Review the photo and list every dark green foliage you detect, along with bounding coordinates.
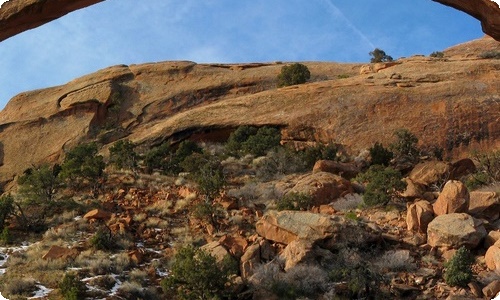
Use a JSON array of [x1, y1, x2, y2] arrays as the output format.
[[301, 143, 338, 168], [109, 139, 138, 170], [18, 164, 60, 203], [369, 48, 393, 63], [444, 247, 474, 287], [182, 153, 225, 201], [60, 273, 87, 300], [144, 143, 172, 173], [161, 246, 237, 300], [329, 263, 383, 298], [390, 128, 420, 160], [355, 165, 406, 206], [0, 194, 14, 230], [192, 202, 217, 222], [277, 63, 311, 87], [369, 142, 393, 166], [466, 150, 500, 189], [59, 143, 105, 192], [90, 227, 115, 251], [0, 227, 12, 245], [430, 51, 444, 58], [276, 193, 312, 211], [226, 126, 281, 157]]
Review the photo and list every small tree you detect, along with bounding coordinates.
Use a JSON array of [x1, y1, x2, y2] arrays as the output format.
[[369, 48, 393, 63], [182, 153, 225, 201], [109, 139, 138, 170], [0, 194, 14, 231], [369, 142, 393, 166], [443, 247, 474, 287], [59, 273, 87, 300], [144, 142, 172, 173], [276, 193, 312, 211], [226, 125, 281, 157], [390, 128, 420, 161], [161, 246, 236, 300], [355, 165, 406, 206], [277, 63, 311, 87], [59, 143, 105, 194]]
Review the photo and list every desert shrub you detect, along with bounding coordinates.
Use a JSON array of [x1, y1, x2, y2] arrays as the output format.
[[443, 247, 474, 287], [59, 142, 105, 194], [301, 143, 338, 168], [369, 142, 393, 166], [0, 227, 12, 245], [226, 126, 281, 157], [332, 194, 363, 212], [89, 227, 115, 251], [466, 150, 500, 189], [479, 50, 500, 59], [117, 281, 161, 300], [0, 194, 14, 230], [277, 63, 311, 87], [3, 277, 37, 298], [276, 192, 312, 211], [59, 273, 87, 300], [161, 246, 237, 300], [337, 74, 350, 79], [109, 139, 138, 170], [143, 143, 171, 173], [255, 147, 308, 181], [369, 48, 393, 63], [430, 51, 444, 58], [355, 165, 406, 206], [374, 250, 415, 272], [182, 153, 225, 201], [390, 128, 420, 161]]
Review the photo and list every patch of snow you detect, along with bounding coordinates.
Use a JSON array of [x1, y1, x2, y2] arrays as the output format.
[[27, 285, 53, 299], [0, 292, 8, 300]]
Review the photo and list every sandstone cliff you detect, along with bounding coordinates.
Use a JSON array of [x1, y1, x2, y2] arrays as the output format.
[[0, 36, 499, 187]]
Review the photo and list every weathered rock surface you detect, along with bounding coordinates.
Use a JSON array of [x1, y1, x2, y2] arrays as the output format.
[[0, 37, 499, 188], [407, 200, 434, 233], [427, 213, 487, 248], [482, 280, 500, 299], [255, 210, 345, 245], [286, 172, 352, 207], [468, 191, 499, 221], [83, 208, 112, 221], [42, 245, 79, 260], [0, 0, 104, 42], [409, 161, 450, 186], [433, 180, 470, 216], [485, 242, 500, 271], [433, 0, 500, 41]]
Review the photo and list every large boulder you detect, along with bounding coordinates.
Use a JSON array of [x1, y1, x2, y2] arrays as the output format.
[[287, 172, 352, 207], [432, 180, 470, 216], [485, 241, 500, 271], [401, 178, 425, 198], [42, 245, 80, 260], [427, 213, 487, 249], [200, 241, 231, 263], [468, 191, 499, 221], [449, 158, 476, 179], [406, 200, 434, 233], [409, 161, 450, 186], [83, 209, 112, 221], [240, 238, 274, 280], [280, 239, 335, 271], [255, 210, 345, 245], [312, 160, 360, 179]]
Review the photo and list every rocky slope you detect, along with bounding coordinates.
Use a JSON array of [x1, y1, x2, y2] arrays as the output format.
[[0, 36, 499, 188]]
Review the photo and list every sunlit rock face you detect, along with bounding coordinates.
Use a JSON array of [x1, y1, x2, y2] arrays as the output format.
[[433, 0, 500, 41], [0, 0, 104, 42]]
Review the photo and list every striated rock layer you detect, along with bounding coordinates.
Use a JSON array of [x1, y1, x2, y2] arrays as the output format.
[[0, 0, 104, 42], [0, 37, 499, 187]]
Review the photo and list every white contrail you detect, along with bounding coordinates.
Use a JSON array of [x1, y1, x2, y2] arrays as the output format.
[[320, 0, 375, 49]]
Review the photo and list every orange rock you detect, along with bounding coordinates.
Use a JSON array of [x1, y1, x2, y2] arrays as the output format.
[[42, 245, 79, 260], [312, 160, 360, 179], [84, 209, 112, 221], [406, 200, 434, 233], [128, 249, 144, 264], [219, 235, 248, 258], [469, 191, 499, 221], [433, 180, 469, 216]]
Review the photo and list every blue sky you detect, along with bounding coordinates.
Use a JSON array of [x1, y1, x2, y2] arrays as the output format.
[[0, 0, 490, 109]]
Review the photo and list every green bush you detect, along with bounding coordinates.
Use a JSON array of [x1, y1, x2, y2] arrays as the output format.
[[182, 153, 225, 201], [276, 193, 312, 211], [479, 50, 500, 59], [18, 164, 60, 203], [430, 51, 444, 58], [369, 142, 393, 166], [277, 63, 311, 87], [444, 247, 474, 287], [90, 227, 115, 251], [301, 143, 338, 168], [355, 165, 406, 206], [226, 126, 281, 157], [109, 139, 138, 170], [467, 150, 500, 188], [144, 140, 202, 175], [369, 48, 393, 63], [0, 194, 14, 230], [161, 246, 237, 300], [60, 273, 87, 300], [59, 143, 105, 193], [144, 142, 172, 173]]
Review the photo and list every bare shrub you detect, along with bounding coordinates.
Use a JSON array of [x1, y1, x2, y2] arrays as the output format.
[[332, 194, 363, 212], [374, 250, 415, 272], [3, 277, 37, 297]]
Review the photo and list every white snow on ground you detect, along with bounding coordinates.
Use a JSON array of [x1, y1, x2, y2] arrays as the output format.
[[27, 285, 53, 299], [0, 292, 8, 300]]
